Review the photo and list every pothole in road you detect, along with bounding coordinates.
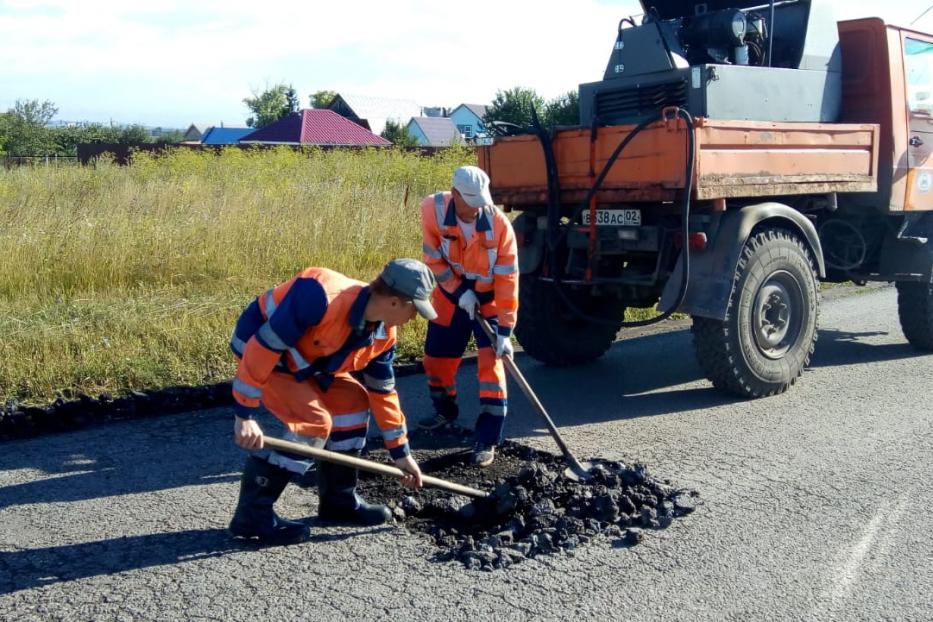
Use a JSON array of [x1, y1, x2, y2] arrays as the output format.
[[357, 426, 699, 571]]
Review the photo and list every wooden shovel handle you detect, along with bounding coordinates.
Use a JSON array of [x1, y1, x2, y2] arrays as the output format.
[[262, 436, 489, 499]]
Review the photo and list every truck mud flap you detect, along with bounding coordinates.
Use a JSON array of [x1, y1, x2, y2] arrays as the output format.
[[878, 212, 933, 281], [659, 203, 825, 320]]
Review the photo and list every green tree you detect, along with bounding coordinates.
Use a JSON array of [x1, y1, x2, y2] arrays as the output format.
[[243, 84, 300, 128], [52, 124, 117, 156], [285, 87, 300, 114], [381, 119, 419, 147], [483, 87, 545, 130], [49, 123, 156, 157], [544, 90, 580, 126], [117, 124, 152, 144], [310, 90, 337, 109], [159, 129, 185, 144], [0, 112, 10, 155], [4, 99, 59, 156]]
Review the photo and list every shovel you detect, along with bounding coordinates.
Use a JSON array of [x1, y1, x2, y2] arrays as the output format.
[[262, 435, 489, 499], [476, 315, 597, 482]]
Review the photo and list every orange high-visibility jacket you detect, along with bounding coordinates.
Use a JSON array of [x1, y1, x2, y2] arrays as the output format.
[[421, 191, 519, 330], [230, 268, 409, 458]]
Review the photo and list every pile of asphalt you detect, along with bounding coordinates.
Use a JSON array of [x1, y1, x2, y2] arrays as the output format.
[[358, 427, 698, 571]]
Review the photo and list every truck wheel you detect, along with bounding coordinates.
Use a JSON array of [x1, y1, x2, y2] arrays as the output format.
[[897, 274, 933, 350], [692, 229, 820, 398], [515, 274, 626, 366]]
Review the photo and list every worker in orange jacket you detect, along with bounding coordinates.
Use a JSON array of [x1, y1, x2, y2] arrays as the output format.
[[418, 166, 519, 466], [229, 259, 434, 545]]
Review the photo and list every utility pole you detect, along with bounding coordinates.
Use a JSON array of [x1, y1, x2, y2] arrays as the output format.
[[912, 4, 933, 26]]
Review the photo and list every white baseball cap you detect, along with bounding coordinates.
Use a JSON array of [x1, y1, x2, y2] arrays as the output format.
[[452, 165, 494, 209]]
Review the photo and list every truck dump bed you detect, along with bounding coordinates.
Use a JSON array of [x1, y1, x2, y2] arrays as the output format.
[[478, 117, 880, 206]]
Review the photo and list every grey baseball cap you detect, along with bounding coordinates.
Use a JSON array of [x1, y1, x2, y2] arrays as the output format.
[[380, 258, 438, 320]]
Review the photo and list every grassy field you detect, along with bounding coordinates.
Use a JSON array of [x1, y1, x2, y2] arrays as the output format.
[[0, 147, 472, 405]]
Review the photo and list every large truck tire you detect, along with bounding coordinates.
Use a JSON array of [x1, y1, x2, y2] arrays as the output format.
[[896, 273, 933, 350], [692, 229, 820, 398], [515, 274, 626, 366]]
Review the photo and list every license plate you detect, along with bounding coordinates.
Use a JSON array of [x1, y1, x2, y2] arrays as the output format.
[[581, 209, 642, 227]]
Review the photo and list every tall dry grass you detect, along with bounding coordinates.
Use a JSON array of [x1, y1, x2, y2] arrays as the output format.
[[0, 146, 473, 404]]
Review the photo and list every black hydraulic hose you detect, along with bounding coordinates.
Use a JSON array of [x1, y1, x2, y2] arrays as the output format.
[[768, 0, 775, 67], [572, 112, 661, 225], [617, 108, 695, 327], [531, 108, 696, 328], [529, 105, 564, 278]]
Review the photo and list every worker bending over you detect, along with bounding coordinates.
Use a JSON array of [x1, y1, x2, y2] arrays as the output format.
[[229, 259, 434, 545]]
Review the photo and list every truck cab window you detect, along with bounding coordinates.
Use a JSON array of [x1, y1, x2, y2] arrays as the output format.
[[905, 38, 933, 114]]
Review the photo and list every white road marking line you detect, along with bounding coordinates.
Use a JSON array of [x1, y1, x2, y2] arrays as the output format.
[[828, 494, 909, 603]]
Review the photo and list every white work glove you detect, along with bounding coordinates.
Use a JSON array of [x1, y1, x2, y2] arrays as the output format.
[[496, 334, 514, 359], [457, 289, 479, 320]]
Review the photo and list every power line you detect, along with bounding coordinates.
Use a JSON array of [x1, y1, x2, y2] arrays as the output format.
[[912, 4, 933, 25]]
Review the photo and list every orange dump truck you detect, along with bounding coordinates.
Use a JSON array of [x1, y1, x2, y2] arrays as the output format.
[[478, 3, 933, 398]]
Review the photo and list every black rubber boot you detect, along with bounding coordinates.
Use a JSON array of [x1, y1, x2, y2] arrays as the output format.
[[419, 392, 459, 430], [292, 465, 318, 490], [317, 452, 392, 526], [229, 456, 310, 545], [433, 392, 459, 420]]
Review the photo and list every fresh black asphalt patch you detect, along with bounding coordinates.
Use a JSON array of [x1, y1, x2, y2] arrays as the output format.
[[356, 426, 699, 570]]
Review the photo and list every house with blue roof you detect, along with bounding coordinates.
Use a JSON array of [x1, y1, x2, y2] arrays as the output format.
[[200, 126, 254, 145]]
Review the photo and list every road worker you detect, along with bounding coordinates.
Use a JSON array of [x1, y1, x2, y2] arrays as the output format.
[[228, 258, 434, 545], [418, 165, 519, 466]]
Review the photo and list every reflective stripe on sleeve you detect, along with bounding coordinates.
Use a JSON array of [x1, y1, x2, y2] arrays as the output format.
[[382, 424, 408, 442], [264, 290, 277, 316], [331, 410, 371, 430], [257, 323, 288, 352], [423, 243, 442, 259], [230, 335, 247, 356], [289, 347, 311, 371], [232, 378, 262, 399], [492, 263, 517, 275]]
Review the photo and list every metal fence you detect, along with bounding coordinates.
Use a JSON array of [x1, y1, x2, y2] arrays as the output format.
[[75, 142, 449, 165], [2, 155, 80, 169]]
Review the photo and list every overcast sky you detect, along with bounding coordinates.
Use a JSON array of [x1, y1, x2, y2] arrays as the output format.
[[2, 0, 932, 128]]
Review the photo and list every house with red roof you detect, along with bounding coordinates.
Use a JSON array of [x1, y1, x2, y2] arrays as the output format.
[[239, 109, 391, 146]]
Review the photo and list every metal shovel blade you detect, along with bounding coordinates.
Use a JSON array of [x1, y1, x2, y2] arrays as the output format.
[[476, 316, 598, 484], [564, 460, 598, 482]]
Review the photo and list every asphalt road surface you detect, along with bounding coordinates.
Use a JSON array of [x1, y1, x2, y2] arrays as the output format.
[[1, 286, 931, 621]]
